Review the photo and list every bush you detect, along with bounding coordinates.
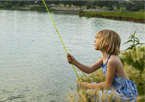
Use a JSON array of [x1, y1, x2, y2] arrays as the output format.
[[108, 6, 114, 10], [130, 6, 140, 11], [139, 9, 145, 12], [90, 5, 96, 9], [117, 5, 120, 10], [86, 2, 96, 9], [119, 46, 145, 75], [0, 5, 4, 8], [4, 3, 12, 8], [79, 9, 84, 14], [123, 31, 145, 74], [126, 2, 144, 11], [30, 5, 47, 11]]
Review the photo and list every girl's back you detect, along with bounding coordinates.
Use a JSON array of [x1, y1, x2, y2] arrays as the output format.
[[108, 55, 129, 80]]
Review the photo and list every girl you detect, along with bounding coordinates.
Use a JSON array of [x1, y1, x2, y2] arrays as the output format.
[[66, 29, 138, 102]]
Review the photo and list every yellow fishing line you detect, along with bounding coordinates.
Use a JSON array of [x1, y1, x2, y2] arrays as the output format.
[[42, 0, 81, 82]]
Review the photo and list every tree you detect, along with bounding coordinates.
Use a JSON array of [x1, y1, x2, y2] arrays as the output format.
[[62, 1, 67, 7], [19, 1, 25, 6], [126, 2, 133, 11], [126, 1, 144, 11], [96, 1, 104, 8], [86, 2, 91, 9], [53, 1, 60, 6]]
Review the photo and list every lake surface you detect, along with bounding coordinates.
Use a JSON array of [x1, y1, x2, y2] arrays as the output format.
[[0, 10, 144, 102]]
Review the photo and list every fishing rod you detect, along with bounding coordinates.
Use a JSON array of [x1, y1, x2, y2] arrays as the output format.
[[42, 0, 81, 83]]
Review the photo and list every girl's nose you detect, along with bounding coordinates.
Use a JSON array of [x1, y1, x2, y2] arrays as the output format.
[[94, 40, 96, 43]]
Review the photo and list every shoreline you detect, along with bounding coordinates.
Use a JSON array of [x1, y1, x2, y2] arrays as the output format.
[[50, 6, 145, 23], [79, 13, 145, 23], [1, 6, 144, 23]]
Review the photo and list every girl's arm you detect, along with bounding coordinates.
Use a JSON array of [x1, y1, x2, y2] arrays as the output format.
[[81, 58, 117, 89], [66, 54, 103, 74]]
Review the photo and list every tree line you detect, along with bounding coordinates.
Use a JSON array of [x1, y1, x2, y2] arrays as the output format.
[[0, 1, 144, 11]]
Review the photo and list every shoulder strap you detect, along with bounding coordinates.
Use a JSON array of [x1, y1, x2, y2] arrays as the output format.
[[106, 54, 111, 64]]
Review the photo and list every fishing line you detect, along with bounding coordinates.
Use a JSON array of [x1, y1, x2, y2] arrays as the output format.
[[42, 0, 81, 82]]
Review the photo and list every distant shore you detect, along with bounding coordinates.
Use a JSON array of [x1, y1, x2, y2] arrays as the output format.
[[50, 6, 145, 23], [0, 5, 144, 23], [79, 11, 145, 24]]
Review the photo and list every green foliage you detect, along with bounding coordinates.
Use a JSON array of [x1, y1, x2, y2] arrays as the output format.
[[79, 9, 84, 15], [18, 1, 25, 6], [86, 1, 96, 9], [126, 1, 144, 11], [84, 13, 93, 18], [30, 5, 49, 12], [86, 3, 91, 9], [119, 46, 145, 75], [81, 11, 144, 20], [124, 31, 144, 50], [106, 2, 114, 10], [117, 5, 120, 10], [108, 6, 114, 10], [139, 9, 145, 12], [0, 4, 4, 8], [4, 3, 12, 8], [122, 32, 145, 74]]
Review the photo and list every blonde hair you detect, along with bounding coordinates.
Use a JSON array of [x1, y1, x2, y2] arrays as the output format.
[[95, 29, 121, 55]]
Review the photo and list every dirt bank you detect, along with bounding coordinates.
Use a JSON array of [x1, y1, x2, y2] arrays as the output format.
[[79, 13, 145, 23]]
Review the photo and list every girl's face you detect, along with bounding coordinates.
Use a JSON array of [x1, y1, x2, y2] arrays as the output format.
[[94, 38, 99, 50]]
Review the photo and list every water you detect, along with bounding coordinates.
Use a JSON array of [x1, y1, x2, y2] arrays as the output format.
[[0, 10, 144, 102]]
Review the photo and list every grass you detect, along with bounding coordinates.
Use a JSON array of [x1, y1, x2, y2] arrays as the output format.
[[81, 11, 145, 20]]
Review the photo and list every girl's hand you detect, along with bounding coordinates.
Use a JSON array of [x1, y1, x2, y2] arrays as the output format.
[[66, 53, 76, 64], [80, 82, 90, 89]]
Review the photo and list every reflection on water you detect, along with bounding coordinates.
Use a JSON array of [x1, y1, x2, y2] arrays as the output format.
[[0, 10, 144, 102]]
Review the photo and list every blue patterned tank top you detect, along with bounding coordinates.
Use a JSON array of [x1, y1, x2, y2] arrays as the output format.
[[101, 54, 138, 101]]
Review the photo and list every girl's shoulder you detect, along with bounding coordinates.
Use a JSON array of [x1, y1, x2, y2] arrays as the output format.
[[109, 55, 121, 64]]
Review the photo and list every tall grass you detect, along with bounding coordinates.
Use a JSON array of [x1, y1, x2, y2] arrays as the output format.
[[68, 46, 145, 102]]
